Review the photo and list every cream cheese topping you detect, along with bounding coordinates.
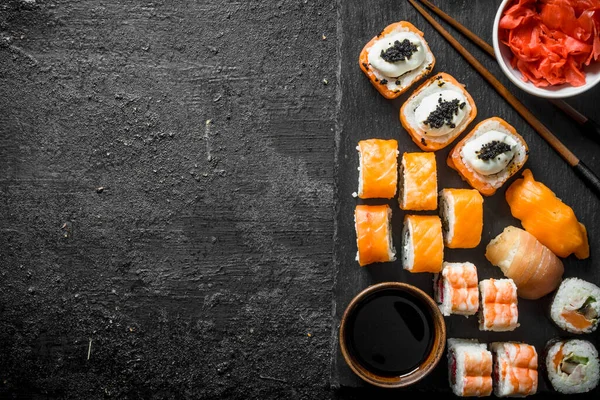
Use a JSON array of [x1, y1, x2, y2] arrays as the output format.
[[461, 130, 518, 176], [414, 90, 468, 137], [367, 32, 426, 78]]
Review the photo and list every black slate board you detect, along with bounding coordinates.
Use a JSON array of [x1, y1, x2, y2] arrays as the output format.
[[331, 0, 600, 396]]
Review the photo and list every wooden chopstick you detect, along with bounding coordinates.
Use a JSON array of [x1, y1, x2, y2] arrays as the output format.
[[407, 0, 600, 198], [417, 0, 600, 146]]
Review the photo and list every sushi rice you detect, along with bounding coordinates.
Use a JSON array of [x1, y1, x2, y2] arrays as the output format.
[[550, 277, 600, 334], [545, 338, 599, 394]]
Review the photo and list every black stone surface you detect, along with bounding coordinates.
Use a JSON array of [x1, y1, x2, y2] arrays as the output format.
[[0, 0, 598, 399], [332, 0, 600, 398]]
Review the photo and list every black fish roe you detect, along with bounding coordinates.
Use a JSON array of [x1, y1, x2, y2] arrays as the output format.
[[476, 140, 512, 161], [421, 137, 427, 145], [423, 98, 465, 129], [395, 80, 401, 85], [380, 39, 418, 62], [380, 79, 388, 85]]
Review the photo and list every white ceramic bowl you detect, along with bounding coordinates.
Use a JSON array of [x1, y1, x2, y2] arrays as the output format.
[[493, 0, 600, 99]]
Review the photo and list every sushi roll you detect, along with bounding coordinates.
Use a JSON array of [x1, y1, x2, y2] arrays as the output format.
[[447, 117, 528, 197], [356, 139, 399, 199], [398, 152, 437, 211], [439, 188, 483, 249], [544, 338, 600, 394], [434, 262, 479, 317], [550, 277, 600, 334], [354, 204, 396, 267], [505, 169, 589, 259], [491, 341, 538, 397], [478, 278, 519, 332], [447, 338, 493, 397], [359, 21, 435, 100], [402, 214, 443, 273], [400, 72, 477, 152], [485, 226, 564, 300]]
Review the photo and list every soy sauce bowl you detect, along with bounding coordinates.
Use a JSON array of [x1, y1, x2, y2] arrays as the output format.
[[339, 282, 446, 388]]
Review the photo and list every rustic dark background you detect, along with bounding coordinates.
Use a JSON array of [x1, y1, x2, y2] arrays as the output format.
[[1, 0, 598, 399]]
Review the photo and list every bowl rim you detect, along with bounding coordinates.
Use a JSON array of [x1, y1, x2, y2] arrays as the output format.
[[338, 281, 447, 389], [492, 0, 600, 99]]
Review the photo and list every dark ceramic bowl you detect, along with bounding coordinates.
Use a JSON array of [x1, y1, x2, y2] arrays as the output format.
[[338, 282, 446, 388]]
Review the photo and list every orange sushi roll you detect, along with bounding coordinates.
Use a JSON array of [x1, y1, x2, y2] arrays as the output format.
[[485, 226, 564, 300], [491, 342, 538, 397], [359, 21, 435, 100], [402, 214, 443, 273], [505, 169, 589, 259], [439, 188, 484, 249], [354, 204, 396, 267], [447, 117, 528, 196], [356, 139, 399, 199], [398, 152, 437, 211], [400, 72, 477, 151], [478, 278, 519, 332]]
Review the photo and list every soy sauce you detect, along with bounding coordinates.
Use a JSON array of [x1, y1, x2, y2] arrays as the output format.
[[345, 289, 434, 376]]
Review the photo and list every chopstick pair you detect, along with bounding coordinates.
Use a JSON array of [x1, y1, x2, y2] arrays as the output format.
[[416, 0, 600, 146], [406, 0, 600, 198]]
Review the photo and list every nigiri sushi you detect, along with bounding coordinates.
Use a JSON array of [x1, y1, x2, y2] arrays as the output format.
[[400, 72, 477, 152], [447, 338, 493, 397], [447, 117, 528, 196], [434, 262, 479, 317], [354, 204, 396, 266], [478, 278, 519, 332], [398, 152, 437, 211], [356, 139, 399, 199], [402, 214, 443, 273], [505, 169, 589, 259], [439, 188, 483, 249], [485, 226, 564, 300], [544, 338, 600, 394], [359, 21, 435, 99], [491, 341, 538, 397], [550, 278, 600, 334]]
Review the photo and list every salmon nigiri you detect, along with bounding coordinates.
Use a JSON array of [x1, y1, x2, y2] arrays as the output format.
[[398, 152, 437, 210], [485, 226, 564, 300], [354, 204, 396, 266], [402, 214, 444, 273], [356, 139, 399, 199], [505, 169, 589, 259]]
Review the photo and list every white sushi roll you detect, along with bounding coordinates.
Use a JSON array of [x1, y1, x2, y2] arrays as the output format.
[[433, 262, 479, 317], [545, 338, 600, 394], [447, 338, 493, 397], [550, 277, 600, 334]]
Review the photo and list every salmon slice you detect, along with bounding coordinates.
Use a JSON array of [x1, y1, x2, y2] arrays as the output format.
[[560, 310, 593, 331], [402, 214, 443, 273], [357, 139, 399, 199], [399, 152, 437, 210], [485, 226, 564, 300], [505, 169, 589, 259], [439, 188, 484, 249], [354, 204, 395, 267]]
